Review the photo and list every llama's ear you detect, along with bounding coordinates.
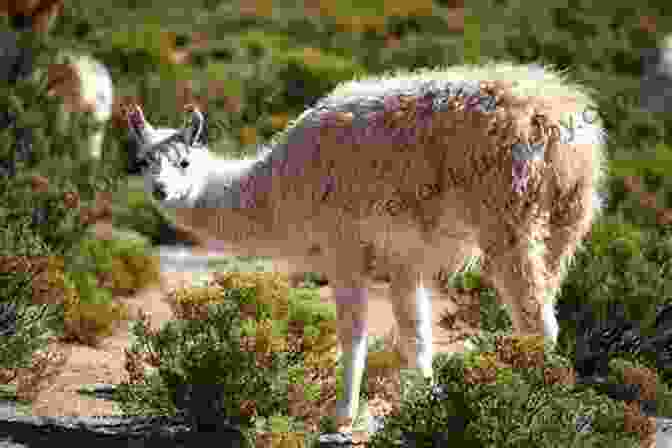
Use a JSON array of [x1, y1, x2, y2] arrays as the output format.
[[182, 104, 205, 147], [127, 104, 154, 145]]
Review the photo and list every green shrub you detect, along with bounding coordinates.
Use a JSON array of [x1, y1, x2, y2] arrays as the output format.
[[367, 333, 642, 448], [607, 356, 672, 419], [291, 272, 326, 289], [43, 235, 158, 347], [555, 213, 672, 370], [207, 255, 275, 274], [110, 178, 172, 246], [115, 272, 342, 447], [107, 237, 161, 293], [59, 273, 130, 347], [444, 265, 513, 335], [0, 203, 65, 393], [68, 234, 160, 299]]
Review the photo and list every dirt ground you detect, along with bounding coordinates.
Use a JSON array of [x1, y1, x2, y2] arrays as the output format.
[[21, 265, 478, 425]]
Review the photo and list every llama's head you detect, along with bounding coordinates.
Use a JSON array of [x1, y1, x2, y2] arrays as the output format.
[[127, 104, 209, 207]]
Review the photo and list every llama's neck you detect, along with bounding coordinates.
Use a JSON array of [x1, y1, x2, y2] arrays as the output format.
[[167, 148, 279, 256], [187, 150, 261, 209], [190, 105, 319, 211], [165, 121, 308, 255]]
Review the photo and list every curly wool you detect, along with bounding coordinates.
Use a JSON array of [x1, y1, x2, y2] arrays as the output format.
[[237, 78, 501, 208], [235, 64, 605, 219]]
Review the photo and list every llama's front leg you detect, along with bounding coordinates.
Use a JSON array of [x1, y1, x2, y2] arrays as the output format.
[[484, 238, 559, 348], [389, 268, 434, 381], [414, 280, 434, 379], [333, 286, 369, 429], [542, 296, 559, 346]]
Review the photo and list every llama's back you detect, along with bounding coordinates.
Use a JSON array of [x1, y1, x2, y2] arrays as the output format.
[[192, 63, 606, 286], [265, 62, 605, 238]]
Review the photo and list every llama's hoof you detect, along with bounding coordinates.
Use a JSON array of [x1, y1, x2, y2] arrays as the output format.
[[317, 415, 394, 446], [319, 402, 387, 446]]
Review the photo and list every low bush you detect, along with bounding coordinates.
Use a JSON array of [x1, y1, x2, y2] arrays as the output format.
[[59, 279, 130, 347], [207, 255, 275, 274], [51, 235, 159, 346], [109, 248, 664, 447], [441, 265, 513, 336], [552, 214, 672, 389], [115, 271, 343, 447], [115, 270, 454, 446], [0, 248, 69, 402], [70, 234, 161, 297], [444, 211, 672, 410], [367, 333, 650, 448], [109, 179, 174, 246]]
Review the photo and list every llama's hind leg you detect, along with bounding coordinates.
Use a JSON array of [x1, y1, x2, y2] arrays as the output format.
[[388, 264, 434, 381], [321, 230, 372, 429], [544, 191, 597, 339], [482, 234, 558, 347], [331, 285, 369, 428]]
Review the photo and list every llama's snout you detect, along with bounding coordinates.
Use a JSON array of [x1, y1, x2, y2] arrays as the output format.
[[147, 172, 195, 205]]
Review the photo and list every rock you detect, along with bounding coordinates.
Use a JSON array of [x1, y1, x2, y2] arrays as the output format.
[[571, 299, 672, 421], [0, 159, 16, 178], [0, 400, 246, 448], [0, 110, 16, 130], [644, 302, 672, 370], [0, 29, 34, 85], [573, 302, 633, 382], [170, 382, 241, 433], [659, 418, 672, 448], [13, 127, 33, 163], [318, 432, 356, 447], [0, 301, 17, 337], [641, 34, 672, 113]]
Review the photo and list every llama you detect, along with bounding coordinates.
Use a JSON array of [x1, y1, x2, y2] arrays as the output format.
[[128, 62, 607, 431], [45, 51, 114, 159], [1, 0, 114, 159]]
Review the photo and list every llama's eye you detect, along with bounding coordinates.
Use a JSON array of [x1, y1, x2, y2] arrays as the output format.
[[179, 160, 190, 168]]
